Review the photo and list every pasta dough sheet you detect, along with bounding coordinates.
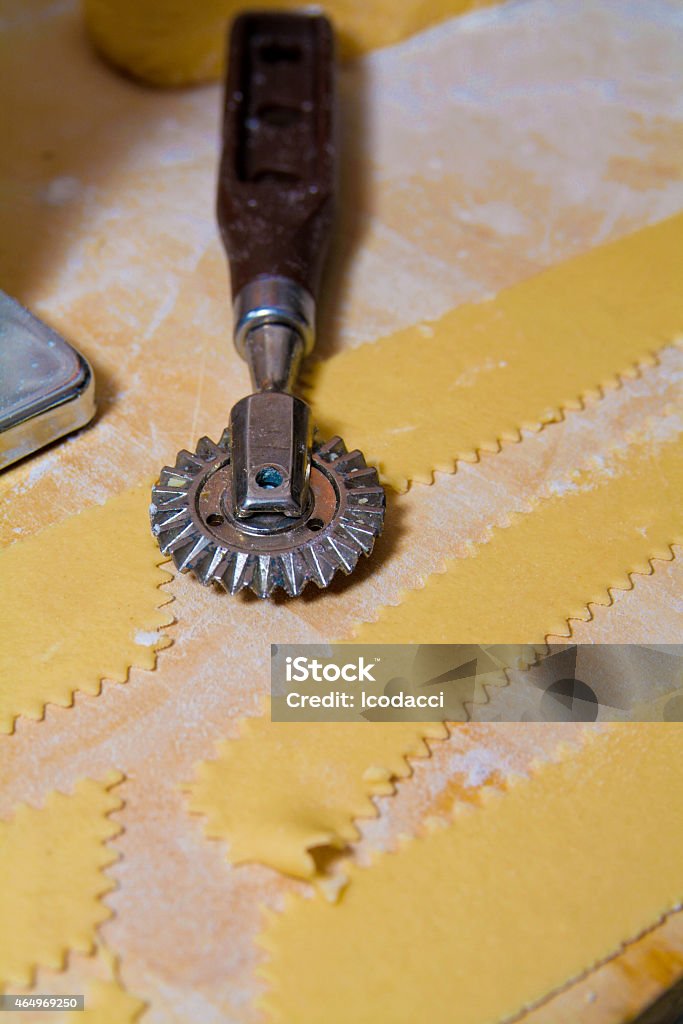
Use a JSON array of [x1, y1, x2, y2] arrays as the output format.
[[307, 214, 683, 491], [0, 775, 123, 988], [0, 483, 173, 733], [261, 725, 683, 1024], [354, 429, 683, 643]]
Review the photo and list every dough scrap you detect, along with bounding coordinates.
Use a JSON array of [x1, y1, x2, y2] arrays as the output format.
[[353, 432, 683, 643], [71, 977, 145, 1024], [185, 705, 447, 880], [0, 775, 123, 988], [260, 725, 683, 1024], [0, 483, 173, 733], [10, 944, 146, 1023], [307, 214, 683, 491], [67, 946, 146, 1024]]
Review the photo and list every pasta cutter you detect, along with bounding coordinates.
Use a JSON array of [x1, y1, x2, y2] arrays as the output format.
[[150, 12, 386, 598]]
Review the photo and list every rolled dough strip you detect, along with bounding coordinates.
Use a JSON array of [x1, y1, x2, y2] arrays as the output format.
[[260, 724, 683, 1024], [307, 214, 683, 492]]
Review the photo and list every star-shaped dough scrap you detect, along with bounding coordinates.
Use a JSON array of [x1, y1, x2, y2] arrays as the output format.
[[0, 483, 173, 733], [185, 705, 447, 880], [0, 774, 123, 988]]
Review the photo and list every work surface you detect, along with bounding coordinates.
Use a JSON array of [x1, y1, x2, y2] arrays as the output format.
[[1, 1, 682, 1021]]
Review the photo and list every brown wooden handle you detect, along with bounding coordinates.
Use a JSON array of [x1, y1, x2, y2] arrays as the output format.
[[217, 11, 335, 302]]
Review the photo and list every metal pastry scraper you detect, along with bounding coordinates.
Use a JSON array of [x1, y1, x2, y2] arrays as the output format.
[[0, 291, 95, 471], [150, 12, 386, 598]]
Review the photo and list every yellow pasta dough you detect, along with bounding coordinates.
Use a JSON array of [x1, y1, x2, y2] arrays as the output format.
[[0, 775, 123, 988], [307, 214, 683, 491], [353, 432, 683, 643], [0, 483, 173, 733], [70, 977, 145, 1024], [261, 725, 683, 1024], [186, 705, 447, 879], [186, 434, 681, 882], [84, 0, 498, 85], [69, 946, 146, 1024]]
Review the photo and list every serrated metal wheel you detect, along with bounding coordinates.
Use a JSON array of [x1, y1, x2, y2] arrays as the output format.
[[151, 432, 386, 598]]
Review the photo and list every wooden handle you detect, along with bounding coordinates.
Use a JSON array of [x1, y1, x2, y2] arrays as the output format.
[[217, 11, 336, 301]]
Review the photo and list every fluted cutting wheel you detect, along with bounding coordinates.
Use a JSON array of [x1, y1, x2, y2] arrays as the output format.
[[150, 431, 386, 598]]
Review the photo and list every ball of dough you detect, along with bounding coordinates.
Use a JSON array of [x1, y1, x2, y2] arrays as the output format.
[[83, 0, 492, 86]]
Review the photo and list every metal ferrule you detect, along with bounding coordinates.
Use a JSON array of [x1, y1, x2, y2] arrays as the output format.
[[232, 276, 316, 358], [243, 323, 303, 394]]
